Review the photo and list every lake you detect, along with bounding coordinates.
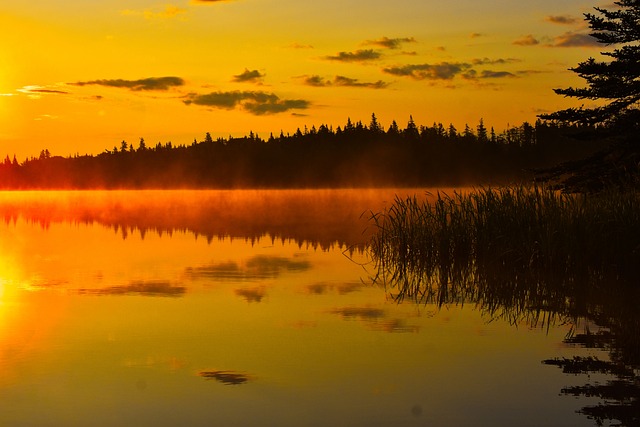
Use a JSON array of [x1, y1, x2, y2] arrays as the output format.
[[0, 190, 622, 426]]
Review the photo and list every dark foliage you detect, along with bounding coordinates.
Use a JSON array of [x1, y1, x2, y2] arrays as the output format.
[[538, 1, 640, 192], [0, 118, 604, 189]]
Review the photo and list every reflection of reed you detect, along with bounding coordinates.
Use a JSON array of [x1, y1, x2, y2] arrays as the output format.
[[0, 189, 417, 250], [368, 186, 640, 426]]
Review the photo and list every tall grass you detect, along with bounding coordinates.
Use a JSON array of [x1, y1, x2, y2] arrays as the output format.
[[368, 185, 640, 326]]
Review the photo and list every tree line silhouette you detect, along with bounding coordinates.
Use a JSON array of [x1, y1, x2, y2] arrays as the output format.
[[0, 115, 607, 189]]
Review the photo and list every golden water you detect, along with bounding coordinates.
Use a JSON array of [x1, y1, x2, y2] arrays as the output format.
[[0, 190, 602, 426]]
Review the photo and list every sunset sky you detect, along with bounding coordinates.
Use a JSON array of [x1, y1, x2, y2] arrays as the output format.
[[0, 0, 609, 159]]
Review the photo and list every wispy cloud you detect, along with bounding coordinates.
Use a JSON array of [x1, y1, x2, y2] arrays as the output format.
[[18, 86, 69, 95], [513, 35, 540, 46], [16, 85, 69, 99], [191, 0, 234, 3], [545, 15, 579, 25], [71, 77, 185, 91], [232, 69, 265, 84], [382, 62, 472, 80], [548, 31, 600, 47], [363, 37, 416, 50], [463, 70, 517, 80], [472, 57, 521, 65], [302, 75, 388, 89], [289, 42, 314, 49], [121, 5, 187, 20], [324, 49, 381, 62]]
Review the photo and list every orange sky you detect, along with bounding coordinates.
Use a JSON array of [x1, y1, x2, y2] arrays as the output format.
[[0, 0, 609, 159]]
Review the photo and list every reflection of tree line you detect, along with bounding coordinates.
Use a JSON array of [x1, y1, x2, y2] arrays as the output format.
[[0, 118, 605, 189], [369, 188, 639, 426], [0, 190, 394, 250]]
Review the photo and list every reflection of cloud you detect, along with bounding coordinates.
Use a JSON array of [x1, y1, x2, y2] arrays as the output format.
[[383, 62, 471, 80], [232, 69, 265, 83], [186, 255, 311, 281], [235, 286, 266, 302], [302, 75, 388, 89], [545, 15, 579, 25], [77, 280, 186, 297], [306, 283, 329, 295], [330, 307, 385, 320], [306, 281, 364, 295], [549, 32, 600, 48], [324, 49, 381, 62], [71, 77, 185, 91], [329, 307, 418, 333], [513, 35, 540, 46], [184, 91, 309, 115], [363, 37, 416, 50], [199, 370, 250, 385], [336, 282, 364, 294]]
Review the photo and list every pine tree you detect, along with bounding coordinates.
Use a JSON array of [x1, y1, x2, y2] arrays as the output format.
[[539, 0, 640, 131]]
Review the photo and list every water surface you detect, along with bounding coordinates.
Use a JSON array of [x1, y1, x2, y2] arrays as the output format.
[[0, 190, 612, 426]]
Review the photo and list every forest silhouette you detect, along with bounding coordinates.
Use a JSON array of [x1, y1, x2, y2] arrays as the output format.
[[0, 115, 605, 189]]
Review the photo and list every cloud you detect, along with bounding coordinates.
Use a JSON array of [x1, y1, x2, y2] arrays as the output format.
[[364, 37, 416, 50], [513, 35, 540, 46], [549, 31, 600, 47], [184, 91, 310, 115], [382, 62, 472, 80], [334, 75, 388, 89], [232, 69, 265, 83], [472, 57, 521, 65], [289, 42, 314, 49], [324, 49, 381, 62], [121, 5, 187, 19], [17, 85, 69, 99], [463, 70, 517, 80], [303, 75, 329, 87], [545, 15, 579, 25], [301, 75, 388, 89], [192, 0, 234, 3], [76, 280, 186, 297], [71, 76, 185, 91], [470, 33, 486, 39]]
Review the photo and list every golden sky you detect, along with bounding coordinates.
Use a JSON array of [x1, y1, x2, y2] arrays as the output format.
[[0, 0, 608, 159]]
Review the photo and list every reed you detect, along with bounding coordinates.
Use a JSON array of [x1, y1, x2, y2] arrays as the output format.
[[368, 185, 640, 325]]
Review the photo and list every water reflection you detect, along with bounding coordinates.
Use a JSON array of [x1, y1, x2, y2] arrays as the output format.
[[372, 236, 640, 426], [0, 189, 416, 250], [77, 280, 187, 297], [186, 255, 311, 282], [0, 189, 613, 426]]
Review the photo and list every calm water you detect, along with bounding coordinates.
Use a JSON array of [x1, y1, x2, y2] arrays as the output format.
[[0, 190, 613, 426]]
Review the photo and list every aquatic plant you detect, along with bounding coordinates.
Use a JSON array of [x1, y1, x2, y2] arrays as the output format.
[[368, 185, 640, 329]]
